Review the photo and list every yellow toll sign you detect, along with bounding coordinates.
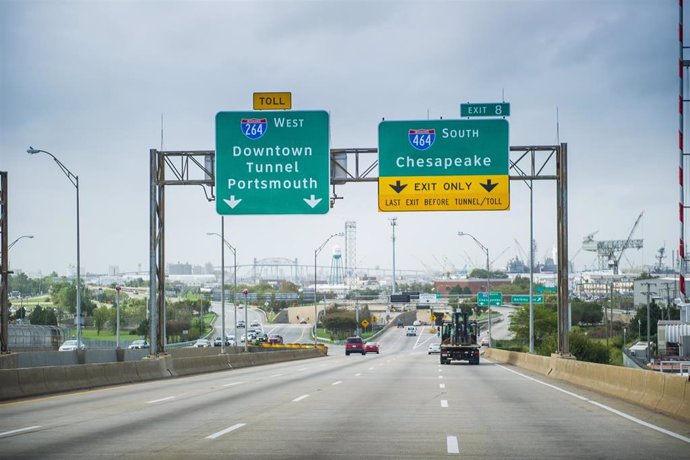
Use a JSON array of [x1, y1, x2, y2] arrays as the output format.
[[378, 174, 509, 211], [253, 92, 292, 110]]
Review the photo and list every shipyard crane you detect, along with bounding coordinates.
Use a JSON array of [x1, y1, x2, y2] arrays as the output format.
[[609, 211, 644, 274]]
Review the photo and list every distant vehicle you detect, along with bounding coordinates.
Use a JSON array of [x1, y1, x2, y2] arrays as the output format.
[[345, 336, 366, 356], [397, 320, 403, 328], [406, 326, 417, 336], [128, 340, 149, 350], [267, 334, 283, 344], [193, 339, 211, 348], [236, 321, 245, 328], [214, 336, 235, 347], [249, 320, 261, 328], [59, 340, 86, 351], [256, 332, 268, 343], [413, 320, 422, 326], [240, 334, 247, 343], [428, 343, 441, 354], [480, 337, 490, 347], [364, 342, 380, 354]]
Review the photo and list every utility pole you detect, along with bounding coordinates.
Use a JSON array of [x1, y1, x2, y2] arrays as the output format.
[[640, 281, 655, 362], [390, 218, 397, 295]]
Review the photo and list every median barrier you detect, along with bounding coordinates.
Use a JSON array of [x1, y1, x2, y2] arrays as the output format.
[[0, 369, 22, 399], [656, 373, 687, 419], [17, 367, 48, 398], [639, 370, 665, 411], [0, 353, 18, 369]]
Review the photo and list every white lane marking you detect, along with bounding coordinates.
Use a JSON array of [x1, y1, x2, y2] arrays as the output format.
[[355, 373, 362, 377], [494, 363, 690, 444], [147, 396, 176, 404], [368, 367, 375, 370], [441, 400, 449, 408], [0, 426, 41, 437], [298, 367, 308, 371], [438, 375, 443, 379], [332, 381, 343, 386], [222, 381, 246, 387], [447, 435, 460, 454], [438, 369, 442, 373], [292, 394, 310, 402], [269, 374, 284, 378], [440, 384, 446, 389], [206, 423, 246, 440]]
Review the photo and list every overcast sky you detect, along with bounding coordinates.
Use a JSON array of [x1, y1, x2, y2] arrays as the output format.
[[0, 0, 681, 278]]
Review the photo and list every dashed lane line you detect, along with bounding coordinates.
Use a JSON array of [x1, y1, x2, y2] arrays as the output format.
[[332, 381, 343, 386], [0, 426, 42, 438], [447, 435, 460, 454], [292, 394, 310, 402], [206, 423, 246, 440], [440, 384, 446, 389], [222, 381, 246, 387], [441, 400, 448, 408], [147, 396, 175, 404]]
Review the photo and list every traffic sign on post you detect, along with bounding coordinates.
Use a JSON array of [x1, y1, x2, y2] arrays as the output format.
[[511, 295, 544, 304], [253, 92, 292, 110], [477, 291, 502, 306], [378, 119, 509, 211], [461, 103, 510, 118], [215, 110, 330, 215]]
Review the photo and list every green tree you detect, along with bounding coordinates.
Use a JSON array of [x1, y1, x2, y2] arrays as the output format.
[[28, 305, 57, 325], [93, 306, 111, 335], [570, 299, 603, 325], [509, 303, 558, 350], [569, 329, 610, 364]]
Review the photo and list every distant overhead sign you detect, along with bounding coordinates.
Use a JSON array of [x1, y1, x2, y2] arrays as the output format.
[[253, 92, 292, 110], [511, 295, 544, 304], [390, 294, 411, 303], [215, 110, 330, 215], [477, 291, 502, 307], [461, 102, 510, 118], [378, 119, 510, 212]]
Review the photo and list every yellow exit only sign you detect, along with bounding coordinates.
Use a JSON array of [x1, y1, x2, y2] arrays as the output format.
[[253, 92, 292, 110]]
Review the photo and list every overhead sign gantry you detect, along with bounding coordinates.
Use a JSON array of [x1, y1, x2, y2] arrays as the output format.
[[378, 119, 510, 212]]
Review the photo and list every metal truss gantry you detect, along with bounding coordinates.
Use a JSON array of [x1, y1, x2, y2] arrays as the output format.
[[150, 144, 569, 355]]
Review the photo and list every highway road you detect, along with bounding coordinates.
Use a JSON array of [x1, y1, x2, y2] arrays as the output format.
[[1, 327, 688, 458], [209, 302, 310, 344]]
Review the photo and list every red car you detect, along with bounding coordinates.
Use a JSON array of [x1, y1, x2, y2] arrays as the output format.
[[364, 342, 380, 354], [345, 337, 365, 355]]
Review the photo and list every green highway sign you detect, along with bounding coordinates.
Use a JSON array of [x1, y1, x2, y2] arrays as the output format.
[[215, 110, 330, 214], [511, 295, 545, 304], [536, 286, 557, 294], [477, 291, 502, 307], [461, 103, 510, 118], [378, 119, 510, 212]]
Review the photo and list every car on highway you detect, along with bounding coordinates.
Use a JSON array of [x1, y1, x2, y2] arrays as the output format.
[[267, 334, 283, 344], [193, 339, 211, 348], [406, 326, 417, 336], [428, 343, 441, 354], [345, 336, 365, 355], [214, 336, 235, 347], [413, 320, 422, 326], [364, 342, 380, 354], [480, 337, 490, 347], [249, 320, 261, 328], [256, 332, 268, 343], [59, 340, 86, 351], [236, 321, 245, 328], [128, 340, 149, 349]]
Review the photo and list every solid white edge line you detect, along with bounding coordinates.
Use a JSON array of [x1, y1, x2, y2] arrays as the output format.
[[447, 435, 460, 454], [206, 423, 246, 440], [441, 400, 449, 408], [493, 363, 690, 444], [269, 374, 283, 378], [147, 396, 176, 404], [332, 381, 343, 386], [292, 394, 310, 402], [0, 426, 41, 437]]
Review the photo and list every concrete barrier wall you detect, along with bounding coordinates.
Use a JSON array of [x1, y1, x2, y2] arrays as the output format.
[[485, 348, 690, 423], [0, 348, 326, 401]]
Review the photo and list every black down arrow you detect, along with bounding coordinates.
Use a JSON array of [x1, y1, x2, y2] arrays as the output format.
[[480, 179, 498, 192], [389, 180, 408, 194]]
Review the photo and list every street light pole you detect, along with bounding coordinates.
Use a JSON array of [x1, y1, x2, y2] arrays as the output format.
[[314, 233, 343, 347], [207, 229, 237, 351], [243, 289, 249, 352], [115, 285, 121, 348], [8, 235, 34, 251], [27, 147, 81, 347], [390, 218, 397, 295], [458, 231, 491, 347]]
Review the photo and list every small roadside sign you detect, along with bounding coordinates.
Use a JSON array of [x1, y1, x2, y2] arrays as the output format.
[[253, 92, 292, 110], [361, 319, 370, 329]]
